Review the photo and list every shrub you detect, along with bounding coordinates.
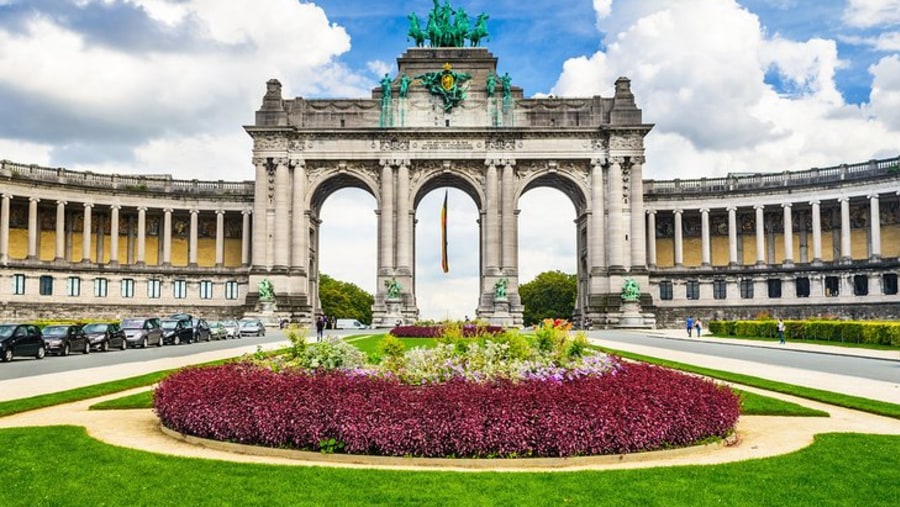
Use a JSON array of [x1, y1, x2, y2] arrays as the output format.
[[155, 362, 740, 458]]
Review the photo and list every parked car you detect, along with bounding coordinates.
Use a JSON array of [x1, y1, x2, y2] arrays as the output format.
[[41, 324, 91, 356], [82, 322, 127, 352], [121, 317, 164, 348], [192, 319, 212, 342], [238, 318, 266, 337], [160, 319, 194, 345], [221, 319, 241, 339], [0, 323, 46, 362], [207, 321, 228, 340]]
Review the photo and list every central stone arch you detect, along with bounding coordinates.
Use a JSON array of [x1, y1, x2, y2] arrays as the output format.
[[244, 45, 653, 328]]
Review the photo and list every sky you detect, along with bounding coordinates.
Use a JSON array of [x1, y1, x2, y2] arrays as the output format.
[[1, 0, 899, 320]]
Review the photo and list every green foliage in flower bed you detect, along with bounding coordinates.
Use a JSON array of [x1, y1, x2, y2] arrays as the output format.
[[708, 319, 900, 347]]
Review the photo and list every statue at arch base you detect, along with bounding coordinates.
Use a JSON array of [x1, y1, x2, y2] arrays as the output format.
[[371, 277, 419, 328], [616, 277, 656, 329]]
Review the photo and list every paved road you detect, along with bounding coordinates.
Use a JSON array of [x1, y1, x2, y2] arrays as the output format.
[[0, 331, 289, 382], [588, 330, 900, 385]]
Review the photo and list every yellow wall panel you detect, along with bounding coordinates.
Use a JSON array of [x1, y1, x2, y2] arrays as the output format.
[[882, 224, 900, 258], [850, 229, 868, 260], [682, 237, 702, 266], [224, 239, 242, 267], [740, 235, 755, 265], [39, 231, 55, 261], [197, 238, 216, 267], [145, 237, 159, 265], [70, 232, 95, 262], [171, 238, 188, 266], [711, 236, 729, 266], [656, 237, 674, 267], [9, 229, 27, 259]]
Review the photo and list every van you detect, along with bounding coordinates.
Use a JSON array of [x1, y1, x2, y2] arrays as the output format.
[[335, 319, 368, 330]]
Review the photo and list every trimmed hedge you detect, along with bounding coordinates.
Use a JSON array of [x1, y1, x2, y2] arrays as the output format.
[[154, 363, 740, 458], [708, 320, 900, 346]]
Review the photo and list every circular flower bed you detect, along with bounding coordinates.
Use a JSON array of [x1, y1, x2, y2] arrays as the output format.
[[154, 361, 740, 458]]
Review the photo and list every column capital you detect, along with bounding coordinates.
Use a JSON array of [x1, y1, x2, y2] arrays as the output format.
[[0, 192, 11, 200], [753, 204, 765, 211], [609, 156, 626, 166], [189, 208, 199, 215], [673, 208, 683, 216], [808, 199, 820, 206], [29, 196, 40, 203], [242, 209, 252, 216], [699, 207, 710, 214], [781, 202, 792, 209], [502, 159, 516, 168], [83, 202, 94, 209], [837, 195, 849, 203], [56, 200, 67, 206], [868, 193, 880, 200], [215, 209, 225, 216], [251, 156, 267, 167], [646, 209, 657, 216], [137, 206, 148, 212], [163, 207, 173, 214], [726, 205, 738, 212], [272, 157, 289, 167], [289, 157, 305, 168], [590, 157, 607, 167], [629, 155, 646, 166]]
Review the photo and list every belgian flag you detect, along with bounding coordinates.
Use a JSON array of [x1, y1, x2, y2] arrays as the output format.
[[441, 190, 449, 273]]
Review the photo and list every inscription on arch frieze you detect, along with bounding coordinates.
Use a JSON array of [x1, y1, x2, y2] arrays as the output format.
[[254, 134, 288, 151], [609, 133, 643, 151]]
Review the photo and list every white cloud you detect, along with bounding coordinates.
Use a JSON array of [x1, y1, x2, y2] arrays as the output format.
[[843, 0, 900, 28], [868, 55, 900, 130], [593, 0, 613, 19], [367, 60, 391, 78], [554, 0, 900, 180]]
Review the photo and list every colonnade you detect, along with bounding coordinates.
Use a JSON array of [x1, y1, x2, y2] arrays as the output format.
[[0, 192, 251, 268]]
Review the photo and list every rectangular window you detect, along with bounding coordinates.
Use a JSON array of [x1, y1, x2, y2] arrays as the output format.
[[883, 274, 898, 295], [795, 277, 810, 298], [147, 279, 161, 299], [94, 278, 108, 298], [173, 280, 187, 299], [121, 278, 134, 299], [12, 274, 25, 295], [39, 275, 53, 296], [66, 276, 81, 297], [199, 280, 213, 300], [713, 279, 727, 300], [825, 276, 840, 297], [659, 281, 673, 300], [853, 275, 868, 296], [224, 281, 239, 300], [740, 279, 754, 299], [686, 280, 700, 300], [767, 278, 782, 299]]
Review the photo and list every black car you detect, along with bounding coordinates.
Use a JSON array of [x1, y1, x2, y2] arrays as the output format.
[[192, 319, 212, 342], [82, 322, 128, 352], [41, 324, 91, 356], [160, 319, 194, 345], [0, 323, 46, 362]]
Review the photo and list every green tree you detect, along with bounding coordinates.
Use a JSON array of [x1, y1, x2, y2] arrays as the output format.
[[319, 274, 374, 325], [518, 270, 577, 326]]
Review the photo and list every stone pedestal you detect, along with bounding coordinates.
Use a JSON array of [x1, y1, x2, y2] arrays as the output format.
[[242, 299, 290, 327], [616, 300, 656, 329], [488, 298, 515, 327], [382, 298, 404, 327]]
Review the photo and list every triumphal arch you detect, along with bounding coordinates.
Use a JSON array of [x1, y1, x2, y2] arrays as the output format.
[[245, 2, 653, 327]]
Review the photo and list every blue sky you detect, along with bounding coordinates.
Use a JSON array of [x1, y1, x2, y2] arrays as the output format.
[[1, 0, 898, 319]]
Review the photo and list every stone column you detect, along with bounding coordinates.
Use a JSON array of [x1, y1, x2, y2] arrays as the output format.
[[81, 203, 93, 263], [484, 160, 500, 274], [189, 208, 199, 267], [136, 207, 147, 265], [646, 210, 657, 267], [55, 200, 66, 261], [754, 204, 766, 265], [241, 209, 251, 267], [290, 160, 307, 271], [27, 197, 39, 260], [673, 209, 684, 267], [379, 160, 395, 274], [501, 161, 516, 273], [869, 193, 881, 260], [109, 205, 120, 265], [727, 206, 738, 265], [810, 200, 822, 264], [0, 193, 10, 264], [629, 157, 646, 268], [273, 158, 290, 268], [589, 158, 605, 272], [215, 209, 225, 267], [839, 196, 851, 262], [700, 207, 711, 266], [606, 157, 625, 269], [251, 157, 268, 268], [782, 202, 794, 265], [95, 212, 105, 263], [162, 208, 172, 266], [396, 161, 412, 275]]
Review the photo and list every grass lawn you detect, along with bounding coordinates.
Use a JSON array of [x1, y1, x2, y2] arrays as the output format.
[[708, 334, 899, 351], [0, 426, 896, 506]]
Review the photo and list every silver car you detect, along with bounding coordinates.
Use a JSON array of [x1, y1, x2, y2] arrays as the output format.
[[121, 317, 164, 348], [239, 318, 266, 337]]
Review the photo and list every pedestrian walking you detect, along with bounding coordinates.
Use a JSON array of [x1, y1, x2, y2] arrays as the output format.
[[315, 315, 325, 341], [694, 318, 702, 338], [777, 319, 785, 344], [686, 316, 694, 337]]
